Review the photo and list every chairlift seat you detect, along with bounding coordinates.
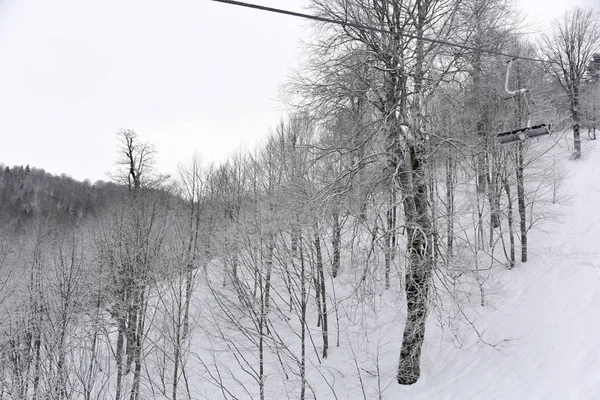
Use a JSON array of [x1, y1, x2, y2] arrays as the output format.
[[497, 124, 551, 144], [497, 59, 552, 144]]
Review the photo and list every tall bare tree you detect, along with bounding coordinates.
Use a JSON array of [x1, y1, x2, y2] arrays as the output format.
[[101, 130, 171, 400], [306, 0, 466, 385], [541, 7, 600, 159]]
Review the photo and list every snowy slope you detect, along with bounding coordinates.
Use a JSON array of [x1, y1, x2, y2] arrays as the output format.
[[397, 138, 600, 400], [182, 137, 600, 400]]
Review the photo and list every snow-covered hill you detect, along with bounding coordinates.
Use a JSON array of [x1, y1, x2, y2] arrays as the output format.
[[397, 138, 600, 400], [181, 136, 600, 400]]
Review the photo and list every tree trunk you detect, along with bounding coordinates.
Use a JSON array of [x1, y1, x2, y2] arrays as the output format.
[[476, 122, 487, 194], [313, 227, 328, 359], [291, 225, 299, 255], [488, 164, 502, 247], [385, 191, 397, 289], [396, 0, 434, 384], [503, 177, 516, 269], [572, 87, 582, 159], [115, 317, 126, 400], [129, 288, 148, 400], [516, 143, 527, 262], [264, 233, 274, 313], [331, 212, 341, 278], [445, 155, 454, 259], [430, 170, 439, 260], [173, 294, 182, 400], [299, 240, 307, 400], [397, 148, 433, 385], [182, 269, 193, 341], [31, 316, 42, 400], [259, 288, 265, 400], [473, 42, 487, 195]]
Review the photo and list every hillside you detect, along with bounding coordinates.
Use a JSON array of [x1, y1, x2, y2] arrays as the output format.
[[2, 136, 598, 400], [396, 138, 600, 399], [174, 136, 600, 400], [1, 0, 598, 398], [0, 164, 121, 228]]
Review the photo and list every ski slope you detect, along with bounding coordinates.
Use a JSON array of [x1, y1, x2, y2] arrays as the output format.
[[184, 137, 600, 400], [397, 138, 600, 400]]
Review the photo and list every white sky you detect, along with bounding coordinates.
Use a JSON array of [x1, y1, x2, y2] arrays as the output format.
[[0, 0, 596, 182]]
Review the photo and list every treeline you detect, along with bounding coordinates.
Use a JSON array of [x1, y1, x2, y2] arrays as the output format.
[[0, 164, 122, 229]]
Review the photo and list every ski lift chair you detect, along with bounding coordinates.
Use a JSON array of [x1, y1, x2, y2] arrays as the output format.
[[496, 59, 551, 145]]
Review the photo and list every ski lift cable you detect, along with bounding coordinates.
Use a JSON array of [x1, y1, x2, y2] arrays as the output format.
[[212, 0, 554, 145], [210, 0, 554, 65]]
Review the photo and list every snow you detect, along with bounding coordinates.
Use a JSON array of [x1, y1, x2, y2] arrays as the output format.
[[404, 263, 600, 400], [181, 136, 600, 400], [396, 138, 600, 400]]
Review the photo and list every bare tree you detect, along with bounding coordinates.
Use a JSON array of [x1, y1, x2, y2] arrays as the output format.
[[541, 7, 600, 159], [99, 130, 171, 400], [112, 129, 168, 190], [305, 0, 472, 384], [146, 155, 207, 400]]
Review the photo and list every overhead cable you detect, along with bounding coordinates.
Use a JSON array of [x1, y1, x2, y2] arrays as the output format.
[[210, 0, 552, 64]]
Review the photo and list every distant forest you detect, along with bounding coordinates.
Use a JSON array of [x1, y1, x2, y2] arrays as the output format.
[[0, 164, 122, 229]]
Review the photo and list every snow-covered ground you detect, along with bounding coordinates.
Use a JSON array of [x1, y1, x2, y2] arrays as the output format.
[[396, 138, 600, 400], [180, 136, 600, 400]]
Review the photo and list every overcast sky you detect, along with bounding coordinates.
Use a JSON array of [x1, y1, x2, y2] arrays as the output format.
[[0, 0, 596, 182]]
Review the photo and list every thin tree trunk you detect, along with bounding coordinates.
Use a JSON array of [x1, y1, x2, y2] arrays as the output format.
[[172, 296, 182, 400], [258, 237, 269, 400], [31, 318, 41, 400], [115, 317, 126, 400], [572, 88, 582, 159], [56, 314, 68, 400], [503, 178, 516, 269], [314, 274, 322, 328], [385, 190, 397, 289], [259, 296, 265, 400], [430, 170, 439, 260], [486, 144, 502, 251], [445, 155, 454, 259], [516, 143, 527, 262], [331, 212, 341, 278], [488, 184, 501, 247], [299, 239, 307, 400], [291, 225, 299, 255], [130, 288, 148, 400], [264, 233, 274, 313], [313, 226, 328, 359], [31, 253, 43, 400], [182, 269, 193, 341], [85, 278, 103, 400]]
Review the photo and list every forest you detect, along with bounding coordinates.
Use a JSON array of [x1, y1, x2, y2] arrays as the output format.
[[1, 1, 600, 399]]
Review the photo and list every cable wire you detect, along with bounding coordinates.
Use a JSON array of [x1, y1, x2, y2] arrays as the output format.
[[210, 0, 551, 64]]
